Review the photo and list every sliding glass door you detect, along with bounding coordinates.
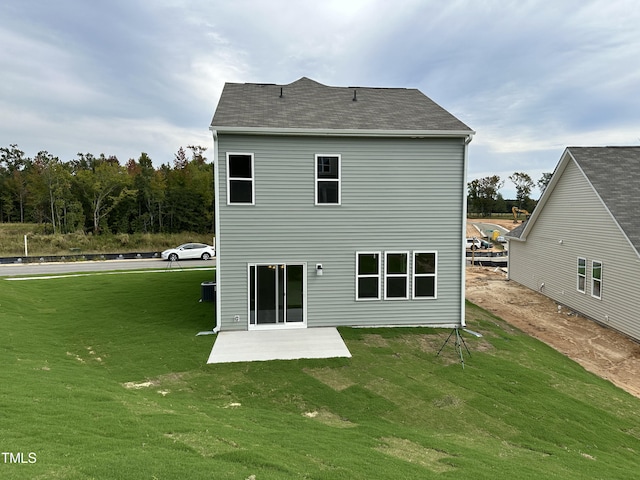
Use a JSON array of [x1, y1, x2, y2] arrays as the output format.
[[249, 264, 305, 328]]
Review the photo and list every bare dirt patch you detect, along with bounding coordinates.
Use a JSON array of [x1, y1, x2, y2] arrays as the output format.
[[401, 332, 494, 357], [466, 267, 640, 399], [121, 372, 191, 394]]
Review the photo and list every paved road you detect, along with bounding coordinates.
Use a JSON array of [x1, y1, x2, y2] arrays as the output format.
[[471, 222, 510, 235], [0, 258, 216, 276]]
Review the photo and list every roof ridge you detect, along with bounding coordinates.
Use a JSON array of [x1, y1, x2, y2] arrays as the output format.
[[211, 77, 473, 133]]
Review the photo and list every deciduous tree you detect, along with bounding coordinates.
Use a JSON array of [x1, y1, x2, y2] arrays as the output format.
[[0, 143, 213, 235], [509, 172, 534, 209], [1, 144, 29, 222], [538, 172, 553, 196], [467, 175, 504, 217], [74, 158, 132, 233]]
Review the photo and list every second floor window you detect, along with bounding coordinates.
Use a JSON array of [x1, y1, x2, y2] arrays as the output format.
[[227, 153, 254, 204], [315, 154, 341, 205]]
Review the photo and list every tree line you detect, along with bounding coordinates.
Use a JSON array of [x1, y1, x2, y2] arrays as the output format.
[[467, 171, 553, 217], [0, 144, 213, 234]]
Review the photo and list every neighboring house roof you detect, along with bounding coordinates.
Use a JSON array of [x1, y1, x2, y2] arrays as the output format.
[[210, 77, 473, 136], [506, 221, 527, 239], [508, 146, 640, 254]]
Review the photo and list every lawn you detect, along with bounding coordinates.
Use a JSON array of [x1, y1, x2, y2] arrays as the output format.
[[1, 270, 639, 479]]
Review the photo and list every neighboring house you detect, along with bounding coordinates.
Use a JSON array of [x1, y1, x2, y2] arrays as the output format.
[[507, 147, 640, 341], [209, 77, 474, 332]]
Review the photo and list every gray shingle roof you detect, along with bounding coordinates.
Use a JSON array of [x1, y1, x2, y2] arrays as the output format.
[[506, 221, 526, 239], [211, 77, 472, 133], [568, 147, 640, 251]]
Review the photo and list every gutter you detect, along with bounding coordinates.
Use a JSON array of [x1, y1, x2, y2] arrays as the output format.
[[212, 126, 476, 138]]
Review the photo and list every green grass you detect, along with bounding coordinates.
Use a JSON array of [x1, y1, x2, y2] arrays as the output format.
[[1, 271, 639, 479]]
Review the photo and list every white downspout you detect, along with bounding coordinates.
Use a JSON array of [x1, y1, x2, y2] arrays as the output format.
[[197, 129, 222, 336], [212, 128, 222, 333], [460, 133, 475, 327]]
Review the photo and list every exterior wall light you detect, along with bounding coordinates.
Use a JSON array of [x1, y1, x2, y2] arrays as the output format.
[[316, 264, 323, 276]]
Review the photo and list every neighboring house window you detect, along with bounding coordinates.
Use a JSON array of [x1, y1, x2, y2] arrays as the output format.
[[356, 252, 381, 300], [315, 154, 341, 204], [591, 261, 602, 299], [227, 153, 254, 204], [577, 257, 586, 293], [385, 252, 409, 299], [413, 251, 437, 299]]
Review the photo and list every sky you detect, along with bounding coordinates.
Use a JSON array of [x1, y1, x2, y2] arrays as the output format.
[[2, 0, 639, 199]]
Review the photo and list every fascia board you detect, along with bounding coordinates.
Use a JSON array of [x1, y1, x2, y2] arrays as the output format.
[[211, 126, 475, 139], [506, 235, 526, 243]]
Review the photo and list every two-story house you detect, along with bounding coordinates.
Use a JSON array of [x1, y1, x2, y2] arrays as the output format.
[[209, 77, 474, 334]]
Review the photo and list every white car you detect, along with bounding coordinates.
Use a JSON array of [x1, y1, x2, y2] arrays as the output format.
[[161, 243, 215, 261], [466, 238, 483, 250]]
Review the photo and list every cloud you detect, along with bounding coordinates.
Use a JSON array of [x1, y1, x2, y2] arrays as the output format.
[[1, 0, 640, 201], [0, 27, 108, 111], [0, 100, 210, 164]]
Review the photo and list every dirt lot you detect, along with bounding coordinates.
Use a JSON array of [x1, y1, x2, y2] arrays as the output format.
[[466, 267, 640, 399]]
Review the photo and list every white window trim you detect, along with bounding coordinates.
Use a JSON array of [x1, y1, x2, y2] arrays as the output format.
[[314, 154, 341, 205], [577, 257, 586, 294], [591, 260, 603, 300], [412, 251, 438, 299], [355, 252, 381, 301], [227, 152, 255, 205], [384, 251, 409, 300]]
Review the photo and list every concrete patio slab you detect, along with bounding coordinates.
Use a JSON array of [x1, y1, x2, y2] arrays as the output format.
[[207, 327, 352, 364]]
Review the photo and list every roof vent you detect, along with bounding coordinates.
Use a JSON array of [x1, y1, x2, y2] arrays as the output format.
[[352, 90, 357, 101], [279, 87, 283, 98]]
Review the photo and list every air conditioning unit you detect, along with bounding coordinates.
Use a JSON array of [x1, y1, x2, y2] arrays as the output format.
[[200, 281, 216, 302]]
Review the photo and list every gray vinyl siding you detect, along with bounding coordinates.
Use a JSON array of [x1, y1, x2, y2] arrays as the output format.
[[509, 159, 640, 341], [216, 134, 466, 331]]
